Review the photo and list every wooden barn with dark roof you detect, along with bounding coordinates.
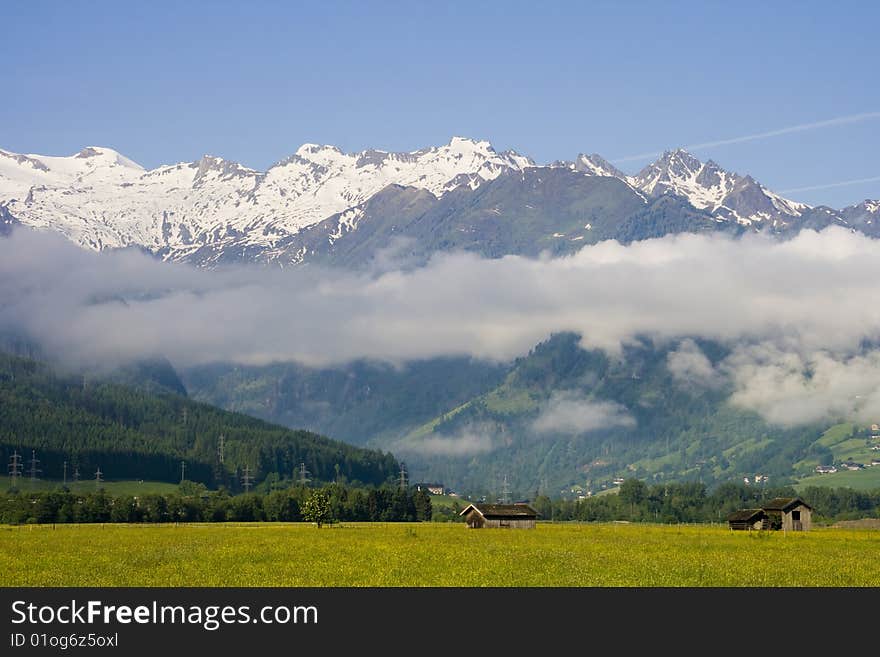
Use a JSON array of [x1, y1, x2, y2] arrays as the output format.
[[761, 497, 812, 531], [727, 497, 812, 531], [727, 508, 768, 531], [459, 503, 538, 529]]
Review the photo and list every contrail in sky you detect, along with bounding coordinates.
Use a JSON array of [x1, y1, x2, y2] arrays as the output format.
[[613, 111, 880, 164], [780, 175, 880, 194]]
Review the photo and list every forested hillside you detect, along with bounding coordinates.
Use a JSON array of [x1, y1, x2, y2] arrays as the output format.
[[0, 352, 398, 490], [393, 334, 833, 497], [183, 356, 507, 446]]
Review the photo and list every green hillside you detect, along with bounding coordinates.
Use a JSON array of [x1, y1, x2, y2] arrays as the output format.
[[183, 356, 506, 447], [793, 423, 880, 490], [0, 352, 398, 491], [390, 333, 831, 498], [796, 468, 880, 491], [184, 333, 855, 500]]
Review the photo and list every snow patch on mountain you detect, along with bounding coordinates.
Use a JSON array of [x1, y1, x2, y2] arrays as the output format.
[[0, 138, 534, 260], [632, 149, 808, 225], [573, 153, 627, 179], [0, 139, 834, 265]]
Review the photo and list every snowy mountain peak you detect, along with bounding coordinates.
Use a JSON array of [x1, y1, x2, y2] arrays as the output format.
[[191, 155, 258, 187], [0, 137, 841, 265], [574, 153, 626, 178], [637, 148, 702, 184], [446, 135, 495, 154], [295, 143, 344, 158], [194, 154, 254, 174], [0, 148, 50, 172], [75, 146, 104, 159], [840, 199, 880, 228], [632, 148, 806, 225], [73, 146, 144, 170], [0, 137, 535, 260]]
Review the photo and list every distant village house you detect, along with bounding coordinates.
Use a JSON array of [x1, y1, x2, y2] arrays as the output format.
[[415, 483, 445, 496]]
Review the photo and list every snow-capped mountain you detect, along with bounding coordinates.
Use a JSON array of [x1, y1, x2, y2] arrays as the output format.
[[555, 148, 810, 227], [0, 138, 533, 262], [630, 148, 808, 226], [572, 153, 628, 179], [841, 199, 880, 228], [2, 137, 867, 268]]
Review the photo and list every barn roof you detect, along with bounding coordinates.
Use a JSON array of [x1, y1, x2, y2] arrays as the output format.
[[727, 509, 766, 523], [762, 497, 812, 512], [459, 503, 538, 519]]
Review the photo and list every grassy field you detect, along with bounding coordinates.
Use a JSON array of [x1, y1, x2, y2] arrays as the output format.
[[428, 494, 466, 509], [2, 522, 878, 587], [4, 479, 183, 496]]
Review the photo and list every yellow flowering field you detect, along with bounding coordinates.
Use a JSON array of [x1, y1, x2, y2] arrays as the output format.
[[1, 522, 878, 587]]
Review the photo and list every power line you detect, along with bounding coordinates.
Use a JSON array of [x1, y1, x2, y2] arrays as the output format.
[[399, 461, 408, 491], [297, 462, 310, 487], [94, 466, 104, 489], [28, 450, 41, 484], [501, 474, 512, 504], [8, 450, 23, 488], [242, 465, 253, 493]]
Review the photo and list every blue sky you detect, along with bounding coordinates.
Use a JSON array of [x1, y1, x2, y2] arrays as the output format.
[[1, 0, 877, 208]]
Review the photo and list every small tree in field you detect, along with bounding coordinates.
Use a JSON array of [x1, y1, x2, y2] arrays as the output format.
[[302, 489, 332, 527]]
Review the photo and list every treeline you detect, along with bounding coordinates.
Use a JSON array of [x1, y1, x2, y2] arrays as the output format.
[[533, 481, 880, 523], [0, 482, 432, 525], [0, 352, 399, 488], [431, 481, 880, 524]]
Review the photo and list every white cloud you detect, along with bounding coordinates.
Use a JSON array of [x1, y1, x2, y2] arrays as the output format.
[[724, 345, 880, 427], [532, 392, 635, 435], [667, 339, 722, 388], [396, 426, 495, 457], [5, 225, 880, 432]]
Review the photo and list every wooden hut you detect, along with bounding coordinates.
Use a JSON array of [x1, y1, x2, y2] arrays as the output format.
[[761, 497, 812, 531], [459, 503, 538, 529], [727, 508, 768, 531], [728, 497, 812, 531]]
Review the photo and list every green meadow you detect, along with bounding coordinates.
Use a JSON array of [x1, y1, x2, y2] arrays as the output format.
[[5, 479, 182, 496], [2, 522, 878, 587]]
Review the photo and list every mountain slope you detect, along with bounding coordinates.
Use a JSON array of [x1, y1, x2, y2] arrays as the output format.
[[261, 168, 726, 268], [840, 199, 880, 236], [183, 333, 839, 499], [383, 334, 829, 497], [0, 352, 398, 489], [182, 356, 508, 448]]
